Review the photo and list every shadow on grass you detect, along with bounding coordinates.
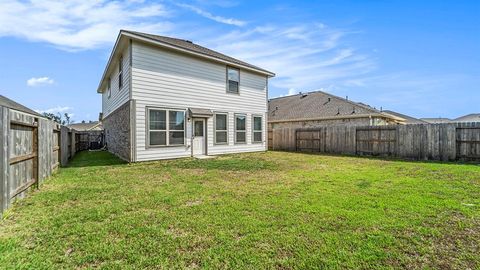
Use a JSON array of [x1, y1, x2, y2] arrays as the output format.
[[270, 150, 480, 166], [67, 150, 127, 168]]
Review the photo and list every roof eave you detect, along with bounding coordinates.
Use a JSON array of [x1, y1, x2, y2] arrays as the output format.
[[97, 32, 124, 93], [268, 113, 405, 123]]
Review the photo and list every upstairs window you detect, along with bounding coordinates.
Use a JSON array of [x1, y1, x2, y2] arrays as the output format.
[[118, 56, 123, 89], [215, 113, 228, 144], [148, 109, 185, 147], [227, 67, 239, 94], [235, 114, 246, 143], [252, 116, 263, 143], [107, 77, 111, 98]]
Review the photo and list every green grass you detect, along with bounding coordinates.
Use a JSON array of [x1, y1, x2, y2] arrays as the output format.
[[1, 151, 479, 269]]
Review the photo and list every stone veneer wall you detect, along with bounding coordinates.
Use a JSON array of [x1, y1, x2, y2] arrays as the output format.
[[103, 101, 131, 162]]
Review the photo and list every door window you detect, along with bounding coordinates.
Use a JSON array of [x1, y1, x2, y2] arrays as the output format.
[[194, 121, 204, 137]]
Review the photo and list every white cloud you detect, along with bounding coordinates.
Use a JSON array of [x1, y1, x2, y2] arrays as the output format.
[[35, 106, 72, 114], [288, 88, 297, 95], [1, 1, 376, 99], [176, 3, 246, 26], [27, 77, 54, 87], [192, 0, 240, 8], [0, 0, 172, 51], [194, 23, 374, 95]]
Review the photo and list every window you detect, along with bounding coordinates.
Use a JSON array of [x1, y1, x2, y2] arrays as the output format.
[[107, 77, 111, 98], [169, 111, 185, 145], [215, 113, 228, 144], [227, 67, 239, 94], [194, 121, 204, 137], [252, 116, 263, 143], [148, 109, 185, 146], [235, 114, 246, 143], [118, 56, 123, 89]]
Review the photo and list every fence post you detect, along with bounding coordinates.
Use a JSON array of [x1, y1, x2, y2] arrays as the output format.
[[295, 129, 297, 151], [0, 107, 9, 214], [33, 118, 39, 189], [60, 126, 69, 166]]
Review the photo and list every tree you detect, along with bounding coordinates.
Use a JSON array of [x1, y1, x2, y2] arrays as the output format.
[[42, 112, 74, 125]]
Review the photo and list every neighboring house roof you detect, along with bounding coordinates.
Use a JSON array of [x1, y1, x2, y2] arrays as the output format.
[[454, 113, 480, 122], [97, 30, 275, 93], [268, 91, 403, 123], [420, 118, 453, 124], [0, 95, 43, 117], [68, 121, 103, 131], [382, 110, 428, 124]]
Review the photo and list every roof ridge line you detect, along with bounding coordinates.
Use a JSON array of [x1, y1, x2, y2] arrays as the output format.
[[269, 90, 382, 114]]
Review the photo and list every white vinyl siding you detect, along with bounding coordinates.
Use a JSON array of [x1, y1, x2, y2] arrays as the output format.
[[131, 41, 268, 161], [102, 45, 131, 117]]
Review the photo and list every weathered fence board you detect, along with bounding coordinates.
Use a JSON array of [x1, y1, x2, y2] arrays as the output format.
[[1, 105, 78, 215], [0, 107, 9, 213], [271, 128, 296, 151], [456, 123, 480, 160], [8, 110, 37, 202], [271, 122, 480, 162], [59, 126, 76, 166]]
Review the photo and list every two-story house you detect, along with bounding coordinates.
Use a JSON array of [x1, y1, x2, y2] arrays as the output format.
[[97, 30, 275, 162]]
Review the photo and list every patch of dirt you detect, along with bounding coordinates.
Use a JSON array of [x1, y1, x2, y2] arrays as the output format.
[[185, 200, 202, 207], [165, 226, 189, 238]]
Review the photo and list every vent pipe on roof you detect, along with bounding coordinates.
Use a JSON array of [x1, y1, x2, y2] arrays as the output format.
[[352, 107, 356, 114], [323, 97, 331, 105], [346, 95, 348, 100], [336, 108, 340, 115]]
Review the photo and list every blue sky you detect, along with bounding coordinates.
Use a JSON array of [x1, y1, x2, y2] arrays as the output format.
[[0, 0, 478, 122]]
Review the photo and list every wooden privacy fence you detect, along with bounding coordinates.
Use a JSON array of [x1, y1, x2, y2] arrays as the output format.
[[1, 106, 77, 215], [270, 122, 480, 162]]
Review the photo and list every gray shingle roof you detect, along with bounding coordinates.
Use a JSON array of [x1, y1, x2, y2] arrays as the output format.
[[122, 30, 274, 76], [382, 110, 427, 124], [0, 95, 43, 117], [68, 121, 103, 131], [454, 113, 480, 122], [420, 118, 453, 124], [268, 91, 394, 122]]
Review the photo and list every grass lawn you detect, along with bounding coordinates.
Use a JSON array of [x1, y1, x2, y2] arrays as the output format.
[[1, 151, 479, 269]]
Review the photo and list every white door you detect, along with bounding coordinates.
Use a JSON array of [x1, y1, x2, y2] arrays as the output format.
[[192, 119, 205, 156]]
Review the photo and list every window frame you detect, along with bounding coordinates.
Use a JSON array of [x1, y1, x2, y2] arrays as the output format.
[[146, 107, 186, 148], [234, 113, 247, 144], [107, 77, 111, 98], [226, 66, 240, 94], [118, 55, 123, 89], [214, 112, 228, 145], [252, 115, 263, 143]]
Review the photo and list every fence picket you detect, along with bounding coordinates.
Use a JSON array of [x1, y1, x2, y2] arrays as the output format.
[[270, 123, 480, 162], [0, 105, 77, 215]]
